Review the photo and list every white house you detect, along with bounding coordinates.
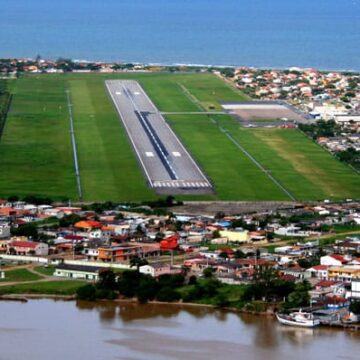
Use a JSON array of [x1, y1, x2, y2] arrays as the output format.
[[0, 224, 10, 239], [274, 226, 309, 237], [54, 264, 101, 281], [139, 263, 172, 278], [306, 265, 329, 279], [350, 279, 360, 300], [320, 254, 348, 266]]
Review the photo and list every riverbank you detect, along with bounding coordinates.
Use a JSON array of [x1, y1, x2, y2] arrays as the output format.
[[2, 293, 359, 331]]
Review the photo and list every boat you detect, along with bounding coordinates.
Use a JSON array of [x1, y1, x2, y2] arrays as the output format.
[[276, 309, 320, 328]]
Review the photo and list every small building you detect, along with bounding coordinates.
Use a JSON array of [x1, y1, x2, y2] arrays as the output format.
[[274, 226, 309, 237], [139, 263, 175, 278], [54, 264, 102, 281], [327, 266, 360, 281], [351, 279, 360, 300], [98, 243, 160, 263], [0, 224, 10, 239], [8, 240, 49, 256], [219, 230, 249, 243], [306, 265, 329, 279], [321, 254, 349, 266]]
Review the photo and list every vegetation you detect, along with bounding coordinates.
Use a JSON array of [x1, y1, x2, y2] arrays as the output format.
[[349, 301, 360, 315], [0, 80, 11, 139], [0, 73, 358, 201], [0, 280, 86, 295], [1, 268, 42, 282], [299, 120, 341, 139], [34, 265, 55, 276]]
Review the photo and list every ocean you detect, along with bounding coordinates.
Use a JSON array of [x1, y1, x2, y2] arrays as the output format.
[[1, 0, 359, 70]]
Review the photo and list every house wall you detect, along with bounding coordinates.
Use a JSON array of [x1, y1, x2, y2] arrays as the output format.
[[0, 225, 10, 239], [220, 230, 249, 243], [54, 269, 98, 281], [321, 256, 342, 266]]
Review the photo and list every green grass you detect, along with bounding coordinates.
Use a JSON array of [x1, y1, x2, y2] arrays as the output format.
[[34, 265, 56, 276], [167, 114, 289, 200], [231, 128, 360, 200], [0, 76, 77, 200], [1, 269, 42, 282], [178, 281, 247, 306], [0, 72, 358, 202], [0, 280, 86, 295]]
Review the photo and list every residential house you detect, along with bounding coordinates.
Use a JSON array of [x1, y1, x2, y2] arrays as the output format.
[[0, 224, 10, 239], [98, 243, 160, 262], [320, 254, 349, 266], [327, 266, 360, 281], [350, 279, 360, 300], [139, 263, 180, 278], [219, 230, 249, 243], [8, 240, 48, 256], [306, 265, 330, 280], [54, 264, 101, 281]]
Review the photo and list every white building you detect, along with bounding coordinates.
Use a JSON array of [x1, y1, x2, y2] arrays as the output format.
[[0, 224, 10, 239], [274, 226, 309, 237], [351, 279, 360, 300], [139, 263, 173, 278], [54, 264, 101, 281], [320, 254, 348, 266]]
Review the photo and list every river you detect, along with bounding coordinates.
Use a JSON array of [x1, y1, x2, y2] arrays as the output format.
[[0, 300, 359, 360]]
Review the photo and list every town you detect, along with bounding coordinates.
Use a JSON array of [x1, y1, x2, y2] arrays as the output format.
[[0, 196, 360, 327], [227, 66, 360, 171]]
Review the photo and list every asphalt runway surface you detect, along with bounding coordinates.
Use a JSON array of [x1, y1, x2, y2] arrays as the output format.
[[106, 80, 212, 194]]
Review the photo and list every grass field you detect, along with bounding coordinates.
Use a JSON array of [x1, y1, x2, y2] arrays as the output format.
[[0, 72, 359, 201], [0, 280, 86, 295], [1, 268, 42, 282], [34, 265, 56, 276]]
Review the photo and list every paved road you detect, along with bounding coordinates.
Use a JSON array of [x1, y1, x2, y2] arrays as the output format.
[[106, 80, 212, 193]]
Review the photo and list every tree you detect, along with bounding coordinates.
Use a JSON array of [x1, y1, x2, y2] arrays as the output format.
[[137, 275, 158, 303], [349, 301, 360, 315], [215, 212, 225, 220], [212, 230, 221, 239], [156, 287, 181, 302], [203, 267, 215, 278], [214, 293, 230, 308], [59, 213, 82, 227], [188, 275, 198, 285], [98, 269, 117, 291], [251, 265, 278, 301], [11, 224, 38, 239], [297, 258, 311, 269], [218, 252, 229, 260], [76, 284, 97, 301], [129, 255, 148, 270], [234, 249, 246, 259], [117, 270, 142, 298], [286, 280, 312, 308]]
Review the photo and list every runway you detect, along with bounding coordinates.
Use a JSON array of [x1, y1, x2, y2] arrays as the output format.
[[106, 80, 213, 194]]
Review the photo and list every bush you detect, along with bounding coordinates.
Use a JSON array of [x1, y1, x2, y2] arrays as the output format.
[[188, 275, 198, 285], [349, 301, 360, 315], [156, 287, 181, 302], [76, 284, 97, 301]]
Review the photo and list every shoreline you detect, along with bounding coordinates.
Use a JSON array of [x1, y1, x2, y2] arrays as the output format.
[[1, 294, 359, 331], [3, 56, 360, 74]]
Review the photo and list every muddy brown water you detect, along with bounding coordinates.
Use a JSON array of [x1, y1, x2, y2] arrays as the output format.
[[0, 300, 359, 360]]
